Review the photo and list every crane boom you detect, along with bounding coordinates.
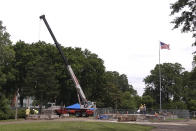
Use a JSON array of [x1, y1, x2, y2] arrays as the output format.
[[39, 15, 90, 107]]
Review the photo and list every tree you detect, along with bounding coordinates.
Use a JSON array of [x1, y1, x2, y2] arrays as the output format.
[[80, 49, 106, 106], [143, 63, 184, 109], [121, 91, 137, 109], [182, 67, 196, 110], [10, 40, 137, 109], [26, 56, 60, 106], [0, 20, 15, 119], [188, 99, 196, 111], [0, 94, 11, 120], [170, 0, 196, 45], [141, 95, 154, 109], [25, 42, 60, 106], [12, 41, 33, 106], [101, 71, 136, 109], [53, 47, 106, 106], [0, 21, 14, 64], [13, 41, 61, 106]]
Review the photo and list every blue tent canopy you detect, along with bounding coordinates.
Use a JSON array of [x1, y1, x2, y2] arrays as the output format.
[[66, 103, 95, 110], [66, 103, 80, 109]]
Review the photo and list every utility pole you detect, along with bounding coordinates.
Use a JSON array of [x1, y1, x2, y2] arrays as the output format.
[[15, 88, 19, 120]]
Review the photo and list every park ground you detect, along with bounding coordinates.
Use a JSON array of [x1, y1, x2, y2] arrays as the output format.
[[0, 118, 196, 131]]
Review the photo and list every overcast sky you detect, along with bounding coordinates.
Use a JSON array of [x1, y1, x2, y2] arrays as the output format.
[[1, 0, 195, 96]]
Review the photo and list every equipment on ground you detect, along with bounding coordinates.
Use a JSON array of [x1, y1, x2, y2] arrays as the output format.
[[40, 15, 96, 117]]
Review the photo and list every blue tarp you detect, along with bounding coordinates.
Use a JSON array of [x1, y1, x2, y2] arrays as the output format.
[[66, 103, 94, 110], [66, 103, 80, 109]]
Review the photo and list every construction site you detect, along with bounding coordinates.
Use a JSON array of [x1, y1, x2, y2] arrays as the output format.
[[2, 0, 196, 130], [17, 15, 194, 123]]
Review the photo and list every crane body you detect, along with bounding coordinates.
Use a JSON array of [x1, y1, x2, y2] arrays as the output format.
[[40, 15, 96, 113]]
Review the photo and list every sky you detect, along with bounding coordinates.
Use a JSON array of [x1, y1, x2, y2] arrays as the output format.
[[1, 0, 195, 96]]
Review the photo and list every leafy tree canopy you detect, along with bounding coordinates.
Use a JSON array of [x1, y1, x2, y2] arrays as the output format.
[[0, 20, 15, 118], [143, 63, 184, 108], [170, 0, 196, 45]]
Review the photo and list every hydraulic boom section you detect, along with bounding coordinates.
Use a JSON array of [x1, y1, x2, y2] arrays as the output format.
[[40, 15, 95, 109]]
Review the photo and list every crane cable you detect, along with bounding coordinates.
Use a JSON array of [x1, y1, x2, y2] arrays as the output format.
[[38, 19, 41, 42]]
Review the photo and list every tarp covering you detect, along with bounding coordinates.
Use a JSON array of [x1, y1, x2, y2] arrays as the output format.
[[66, 103, 95, 110], [66, 103, 80, 109]]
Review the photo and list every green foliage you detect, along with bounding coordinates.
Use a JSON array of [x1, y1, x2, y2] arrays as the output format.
[[0, 19, 138, 117], [141, 95, 154, 109], [8, 109, 26, 119], [0, 94, 11, 120], [121, 91, 137, 109], [100, 71, 137, 109], [0, 21, 12, 45], [143, 62, 196, 110], [162, 101, 187, 109], [181, 66, 196, 110], [170, 1, 196, 110], [0, 111, 9, 120], [18, 109, 26, 118], [25, 43, 60, 105], [170, 0, 196, 45], [186, 68, 196, 100], [0, 20, 15, 120], [143, 63, 185, 109], [133, 95, 142, 109], [12, 41, 136, 109], [188, 99, 196, 111], [0, 21, 14, 66], [0, 21, 15, 91]]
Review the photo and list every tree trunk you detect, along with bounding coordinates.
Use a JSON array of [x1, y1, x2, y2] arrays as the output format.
[[19, 96, 24, 107]]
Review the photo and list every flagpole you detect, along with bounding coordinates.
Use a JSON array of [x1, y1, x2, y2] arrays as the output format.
[[159, 42, 162, 112]]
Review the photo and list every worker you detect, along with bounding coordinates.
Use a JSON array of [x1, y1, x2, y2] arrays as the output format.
[[139, 104, 144, 114], [137, 108, 140, 113], [25, 107, 30, 119], [137, 105, 141, 113], [33, 109, 39, 114], [143, 104, 146, 114], [154, 112, 159, 117]]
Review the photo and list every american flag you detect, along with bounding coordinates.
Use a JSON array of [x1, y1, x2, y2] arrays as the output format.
[[160, 42, 170, 50]]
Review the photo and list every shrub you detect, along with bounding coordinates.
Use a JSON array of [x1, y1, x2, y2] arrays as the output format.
[[0, 110, 11, 120], [7, 108, 26, 119], [18, 109, 25, 118]]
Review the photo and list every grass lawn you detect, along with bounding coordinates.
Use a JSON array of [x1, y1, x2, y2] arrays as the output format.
[[0, 121, 154, 131]]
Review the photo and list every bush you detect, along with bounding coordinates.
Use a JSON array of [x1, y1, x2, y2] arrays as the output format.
[[18, 109, 25, 118], [0, 110, 9, 120], [8, 110, 15, 119], [6, 109, 26, 119], [0, 94, 12, 120]]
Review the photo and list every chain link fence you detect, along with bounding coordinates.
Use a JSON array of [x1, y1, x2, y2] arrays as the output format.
[[94, 108, 190, 120], [190, 111, 196, 119]]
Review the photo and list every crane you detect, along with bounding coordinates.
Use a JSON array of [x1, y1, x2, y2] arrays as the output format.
[[40, 15, 96, 110]]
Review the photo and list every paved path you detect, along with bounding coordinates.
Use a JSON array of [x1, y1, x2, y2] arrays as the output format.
[[126, 120, 196, 131]]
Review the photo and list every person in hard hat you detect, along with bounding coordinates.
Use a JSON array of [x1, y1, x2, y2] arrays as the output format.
[[33, 109, 39, 114], [25, 107, 30, 119]]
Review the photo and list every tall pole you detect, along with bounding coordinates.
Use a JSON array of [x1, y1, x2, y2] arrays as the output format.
[[159, 42, 162, 111], [15, 88, 19, 120], [193, 3, 196, 46]]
